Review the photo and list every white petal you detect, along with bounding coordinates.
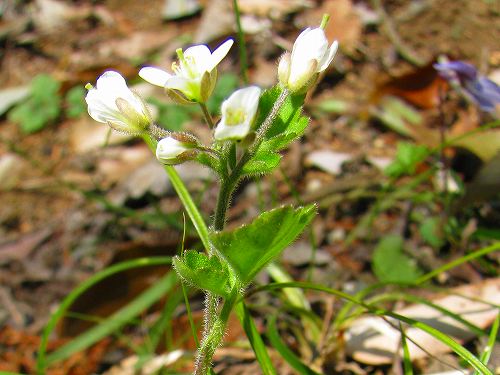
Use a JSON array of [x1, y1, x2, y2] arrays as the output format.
[[184, 45, 212, 74], [214, 121, 251, 141], [139, 67, 172, 87], [317, 40, 338, 72], [208, 39, 234, 71], [156, 137, 188, 160], [95, 71, 128, 92], [165, 76, 192, 93]]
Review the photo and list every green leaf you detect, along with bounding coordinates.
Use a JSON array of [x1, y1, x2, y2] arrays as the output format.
[[172, 250, 233, 298], [419, 217, 445, 248], [257, 86, 308, 148], [242, 152, 281, 176], [242, 85, 308, 176], [385, 142, 429, 177], [211, 205, 316, 285], [8, 74, 61, 133], [65, 86, 87, 118], [372, 235, 422, 283]]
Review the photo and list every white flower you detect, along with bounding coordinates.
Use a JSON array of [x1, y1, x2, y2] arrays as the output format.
[[139, 39, 234, 103], [214, 86, 261, 141], [85, 71, 151, 134], [278, 27, 338, 92], [156, 133, 199, 165]]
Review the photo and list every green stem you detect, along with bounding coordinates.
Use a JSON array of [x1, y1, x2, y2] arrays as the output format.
[[195, 289, 239, 375], [200, 102, 215, 129], [213, 177, 234, 231], [143, 135, 211, 254]]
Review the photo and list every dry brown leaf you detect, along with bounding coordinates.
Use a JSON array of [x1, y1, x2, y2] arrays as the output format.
[[238, 0, 313, 19], [345, 278, 500, 365]]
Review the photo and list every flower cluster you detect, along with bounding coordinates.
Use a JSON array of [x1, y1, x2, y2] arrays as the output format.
[[85, 17, 338, 166]]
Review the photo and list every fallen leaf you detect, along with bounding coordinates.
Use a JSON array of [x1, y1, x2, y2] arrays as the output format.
[[238, 0, 313, 19], [345, 278, 500, 364], [0, 85, 30, 116], [305, 150, 353, 175], [163, 0, 201, 20]]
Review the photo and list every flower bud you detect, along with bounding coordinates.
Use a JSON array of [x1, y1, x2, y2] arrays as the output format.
[[85, 71, 151, 134], [214, 86, 262, 141], [156, 133, 199, 165], [278, 26, 338, 93]]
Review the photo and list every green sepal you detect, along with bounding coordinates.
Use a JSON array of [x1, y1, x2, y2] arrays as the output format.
[[172, 250, 233, 298], [210, 205, 317, 285]]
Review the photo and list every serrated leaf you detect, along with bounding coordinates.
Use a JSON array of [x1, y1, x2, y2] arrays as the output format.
[[172, 250, 232, 298], [256, 86, 309, 149], [211, 205, 316, 285], [372, 235, 422, 283], [242, 152, 281, 176]]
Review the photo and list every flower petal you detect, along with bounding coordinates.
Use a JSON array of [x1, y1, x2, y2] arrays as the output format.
[[317, 40, 338, 72], [165, 76, 192, 93], [184, 45, 212, 74], [214, 121, 251, 141], [207, 39, 234, 72], [139, 67, 172, 87]]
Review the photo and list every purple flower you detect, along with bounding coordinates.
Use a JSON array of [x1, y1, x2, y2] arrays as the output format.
[[434, 61, 500, 113]]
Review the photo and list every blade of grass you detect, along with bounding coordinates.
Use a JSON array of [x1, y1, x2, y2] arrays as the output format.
[[475, 311, 500, 375], [143, 287, 184, 354], [400, 322, 414, 375], [235, 302, 277, 375], [36, 256, 171, 374], [249, 281, 493, 375], [416, 242, 500, 284], [46, 271, 177, 366], [267, 314, 321, 375]]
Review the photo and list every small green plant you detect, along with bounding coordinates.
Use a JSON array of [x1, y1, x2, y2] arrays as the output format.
[[65, 85, 87, 118], [34, 11, 497, 375], [8, 74, 62, 133]]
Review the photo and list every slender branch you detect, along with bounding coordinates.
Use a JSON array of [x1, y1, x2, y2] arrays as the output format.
[[142, 135, 212, 254], [200, 102, 215, 129], [233, 0, 249, 84]]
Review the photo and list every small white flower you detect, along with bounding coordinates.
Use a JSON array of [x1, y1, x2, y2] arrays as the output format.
[[139, 39, 234, 103], [214, 86, 261, 141], [85, 71, 151, 134], [278, 27, 338, 92], [156, 134, 199, 165]]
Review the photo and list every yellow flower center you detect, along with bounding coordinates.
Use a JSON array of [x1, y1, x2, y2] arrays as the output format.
[[225, 108, 246, 126]]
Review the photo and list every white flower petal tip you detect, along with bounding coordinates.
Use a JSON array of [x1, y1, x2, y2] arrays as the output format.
[[155, 135, 198, 165], [140, 39, 233, 103], [279, 26, 338, 93], [214, 86, 262, 141], [139, 67, 172, 87], [85, 70, 150, 134]]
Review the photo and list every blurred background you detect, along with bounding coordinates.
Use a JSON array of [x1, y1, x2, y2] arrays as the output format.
[[0, 0, 499, 373]]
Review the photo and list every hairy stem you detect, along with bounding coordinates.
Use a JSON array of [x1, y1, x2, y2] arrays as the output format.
[[195, 289, 239, 375]]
